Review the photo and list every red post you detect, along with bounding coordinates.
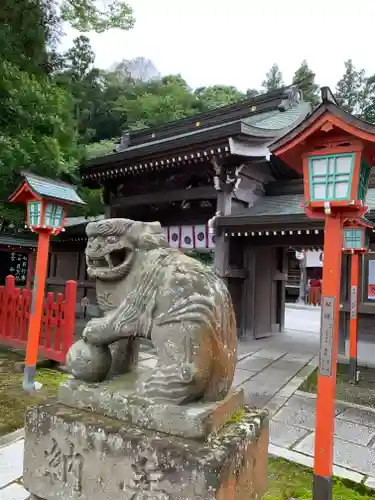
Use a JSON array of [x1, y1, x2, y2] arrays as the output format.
[[23, 230, 51, 390], [349, 252, 360, 382], [313, 214, 343, 499], [63, 280, 77, 357]]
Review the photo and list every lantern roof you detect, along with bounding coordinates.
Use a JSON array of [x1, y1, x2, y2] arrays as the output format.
[[343, 217, 375, 229], [9, 172, 86, 206], [270, 87, 375, 172]]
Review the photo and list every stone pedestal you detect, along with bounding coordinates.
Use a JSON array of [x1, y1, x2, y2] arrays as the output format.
[[58, 371, 245, 440], [23, 374, 269, 500]]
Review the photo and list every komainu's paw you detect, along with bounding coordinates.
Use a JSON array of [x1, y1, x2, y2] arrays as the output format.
[[82, 317, 109, 345]]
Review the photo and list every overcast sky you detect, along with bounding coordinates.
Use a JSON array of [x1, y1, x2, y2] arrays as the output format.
[[62, 0, 375, 91]]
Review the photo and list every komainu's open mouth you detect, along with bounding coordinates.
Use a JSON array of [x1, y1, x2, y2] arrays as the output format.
[[88, 248, 129, 269]]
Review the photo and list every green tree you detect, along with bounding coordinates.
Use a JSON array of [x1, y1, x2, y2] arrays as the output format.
[[114, 74, 199, 130], [0, 0, 137, 224], [292, 60, 319, 106], [358, 74, 375, 123], [0, 0, 59, 74], [335, 59, 365, 114], [56, 36, 104, 143], [0, 60, 79, 223], [194, 85, 245, 110], [61, 0, 134, 33], [246, 88, 260, 99], [86, 139, 117, 159], [262, 63, 284, 92]]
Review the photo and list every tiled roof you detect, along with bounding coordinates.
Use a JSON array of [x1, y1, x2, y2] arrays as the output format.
[[244, 102, 312, 131], [25, 173, 85, 205], [84, 97, 312, 173], [0, 235, 37, 248], [244, 188, 375, 217], [246, 194, 306, 216]]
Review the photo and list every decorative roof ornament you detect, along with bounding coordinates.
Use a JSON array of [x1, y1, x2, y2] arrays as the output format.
[[278, 85, 301, 112], [114, 132, 130, 152]]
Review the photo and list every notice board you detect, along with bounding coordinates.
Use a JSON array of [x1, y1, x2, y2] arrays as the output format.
[[0, 251, 28, 286]]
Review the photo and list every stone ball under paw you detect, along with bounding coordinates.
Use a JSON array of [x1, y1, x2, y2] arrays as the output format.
[[66, 339, 112, 383]]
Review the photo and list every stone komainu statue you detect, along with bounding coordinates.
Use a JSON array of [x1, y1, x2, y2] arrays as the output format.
[[66, 218, 237, 404]]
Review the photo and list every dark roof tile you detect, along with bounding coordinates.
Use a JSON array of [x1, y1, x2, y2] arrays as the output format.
[[244, 188, 375, 217]]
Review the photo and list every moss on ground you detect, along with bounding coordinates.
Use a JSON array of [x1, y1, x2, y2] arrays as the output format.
[[266, 458, 375, 499], [0, 348, 67, 435], [301, 363, 375, 407], [229, 408, 246, 423]]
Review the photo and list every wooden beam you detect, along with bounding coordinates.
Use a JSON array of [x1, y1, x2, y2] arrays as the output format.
[[232, 187, 255, 205], [112, 186, 217, 208], [224, 267, 247, 279], [229, 137, 270, 160]]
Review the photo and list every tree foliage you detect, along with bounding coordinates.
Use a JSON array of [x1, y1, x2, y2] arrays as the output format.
[[0, 0, 135, 224], [0, 59, 79, 222], [0, 0, 59, 74], [60, 0, 134, 33], [293, 60, 320, 106], [56, 36, 105, 143], [262, 63, 284, 92], [193, 85, 245, 110], [86, 139, 117, 159], [335, 59, 365, 114], [361, 75, 375, 123]]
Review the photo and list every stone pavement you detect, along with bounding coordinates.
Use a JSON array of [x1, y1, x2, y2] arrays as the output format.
[[270, 390, 375, 488]]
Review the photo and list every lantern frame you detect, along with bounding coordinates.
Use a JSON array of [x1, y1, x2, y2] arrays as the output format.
[[9, 172, 86, 236], [342, 217, 374, 254], [302, 141, 371, 214]]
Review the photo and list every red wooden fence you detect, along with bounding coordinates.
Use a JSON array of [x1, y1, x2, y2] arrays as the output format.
[[0, 275, 76, 363]]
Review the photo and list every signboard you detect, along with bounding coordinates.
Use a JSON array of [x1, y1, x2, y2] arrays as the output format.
[[350, 286, 357, 319], [0, 251, 28, 286], [368, 260, 375, 301], [319, 296, 335, 377]]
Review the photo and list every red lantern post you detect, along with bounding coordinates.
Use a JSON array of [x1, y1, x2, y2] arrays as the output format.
[[343, 217, 374, 382], [9, 172, 85, 391], [271, 87, 375, 500]]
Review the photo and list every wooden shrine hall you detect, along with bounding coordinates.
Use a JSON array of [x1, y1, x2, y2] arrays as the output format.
[[56, 84, 375, 358]]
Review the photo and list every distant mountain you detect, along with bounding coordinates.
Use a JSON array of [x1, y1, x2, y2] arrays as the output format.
[[109, 57, 161, 82]]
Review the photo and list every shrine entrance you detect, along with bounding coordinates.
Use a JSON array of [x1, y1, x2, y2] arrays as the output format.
[[216, 217, 325, 340]]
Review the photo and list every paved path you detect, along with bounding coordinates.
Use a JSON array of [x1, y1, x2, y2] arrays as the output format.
[[1, 315, 375, 496], [285, 304, 321, 333], [269, 391, 375, 488]]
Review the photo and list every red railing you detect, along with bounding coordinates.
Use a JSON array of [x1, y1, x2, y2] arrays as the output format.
[[0, 275, 76, 363]]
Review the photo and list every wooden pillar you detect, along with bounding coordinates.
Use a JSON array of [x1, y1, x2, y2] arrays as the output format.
[[213, 166, 232, 279], [278, 247, 287, 332], [349, 252, 359, 382], [297, 254, 307, 304]]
